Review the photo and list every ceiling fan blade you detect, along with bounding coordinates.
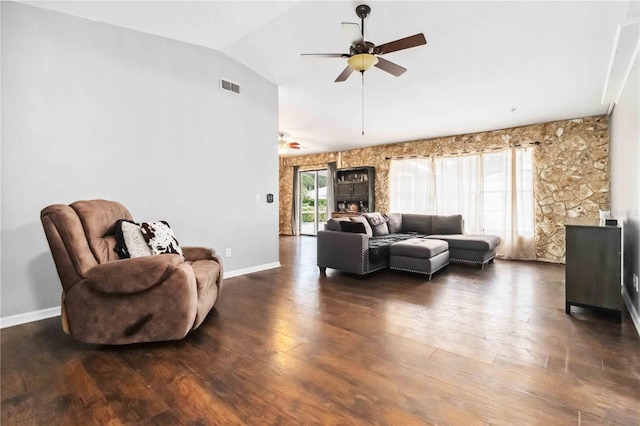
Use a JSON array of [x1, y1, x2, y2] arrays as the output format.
[[335, 65, 354, 82], [376, 33, 427, 55], [341, 22, 364, 47], [374, 57, 407, 77], [301, 53, 349, 58]]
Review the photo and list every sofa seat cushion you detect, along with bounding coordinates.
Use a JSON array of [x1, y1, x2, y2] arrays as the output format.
[[390, 238, 449, 258], [427, 234, 500, 251]]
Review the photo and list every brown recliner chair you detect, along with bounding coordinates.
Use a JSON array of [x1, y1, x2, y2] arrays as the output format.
[[40, 199, 223, 345]]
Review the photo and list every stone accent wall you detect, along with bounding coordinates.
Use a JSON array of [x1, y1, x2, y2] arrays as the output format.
[[280, 115, 610, 263]]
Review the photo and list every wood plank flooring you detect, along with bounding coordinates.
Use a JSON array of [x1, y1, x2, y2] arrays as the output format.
[[2, 235, 640, 425]]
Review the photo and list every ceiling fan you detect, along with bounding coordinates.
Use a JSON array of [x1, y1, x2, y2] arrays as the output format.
[[301, 4, 427, 82], [279, 132, 301, 153]]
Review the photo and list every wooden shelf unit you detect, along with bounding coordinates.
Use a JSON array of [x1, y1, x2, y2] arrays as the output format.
[[335, 167, 375, 214]]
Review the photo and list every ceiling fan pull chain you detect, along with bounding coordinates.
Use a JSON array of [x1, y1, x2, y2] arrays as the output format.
[[361, 71, 365, 135]]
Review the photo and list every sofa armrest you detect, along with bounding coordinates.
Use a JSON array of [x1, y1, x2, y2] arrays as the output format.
[[182, 246, 217, 262], [85, 254, 184, 294], [317, 230, 370, 275]]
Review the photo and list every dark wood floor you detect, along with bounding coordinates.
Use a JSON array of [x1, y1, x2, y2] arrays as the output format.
[[2, 236, 640, 425]]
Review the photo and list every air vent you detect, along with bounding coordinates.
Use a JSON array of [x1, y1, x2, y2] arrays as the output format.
[[220, 78, 241, 94]]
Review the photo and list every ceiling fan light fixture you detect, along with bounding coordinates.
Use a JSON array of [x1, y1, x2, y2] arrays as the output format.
[[348, 53, 378, 72]]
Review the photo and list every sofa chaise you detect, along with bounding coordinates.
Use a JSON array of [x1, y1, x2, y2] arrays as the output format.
[[317, 213, 500, 278]]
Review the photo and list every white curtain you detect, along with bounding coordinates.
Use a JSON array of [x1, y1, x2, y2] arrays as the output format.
[[291, 166, 300, 236], [389, 147, 535, 260]]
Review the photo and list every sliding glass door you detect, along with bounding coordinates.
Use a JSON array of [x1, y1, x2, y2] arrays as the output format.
[[299, 169, 328, 235]]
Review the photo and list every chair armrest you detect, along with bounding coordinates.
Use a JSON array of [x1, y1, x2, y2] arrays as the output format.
[[182, 246, 217, 262], [182, 246, 224, 291], [86, 254, 184, 294]]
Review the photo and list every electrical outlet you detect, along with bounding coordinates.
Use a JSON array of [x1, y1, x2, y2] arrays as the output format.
[[225, 248, 231, 257], [634, 274, 639, 292], [254, 194, 260, 202]]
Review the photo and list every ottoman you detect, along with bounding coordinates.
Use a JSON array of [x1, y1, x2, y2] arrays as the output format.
[[389, 238, 449, 280], [426, 234, 501, 269]]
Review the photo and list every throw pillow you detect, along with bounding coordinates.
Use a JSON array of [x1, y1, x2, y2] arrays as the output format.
[[363, 212, 390, 236], [339, 221, 367, 234], [140, 221, 183, 256], [349, 216, 373, 237], [325, 218, 351, 231], [384, 213, 403, 234], [114, 219, 153, 259]]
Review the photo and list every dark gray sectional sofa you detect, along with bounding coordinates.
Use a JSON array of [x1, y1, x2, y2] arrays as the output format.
[[317, 213, 500, 277]]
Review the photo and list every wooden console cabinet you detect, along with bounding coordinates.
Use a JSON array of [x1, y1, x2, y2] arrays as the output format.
[[565, 218, 622, 321]]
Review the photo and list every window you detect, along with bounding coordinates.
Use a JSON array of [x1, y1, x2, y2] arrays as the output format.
[[389, 147, 535, 259]]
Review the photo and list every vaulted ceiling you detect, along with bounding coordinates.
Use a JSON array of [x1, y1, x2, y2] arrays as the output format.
[[24, 1, 633, 155]]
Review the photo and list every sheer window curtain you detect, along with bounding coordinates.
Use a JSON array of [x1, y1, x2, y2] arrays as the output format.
[[326, 162, 337, 216], [389, 147, 535, 260], [291, 166, 300, 236]]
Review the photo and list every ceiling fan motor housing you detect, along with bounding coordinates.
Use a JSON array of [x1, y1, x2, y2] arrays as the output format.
[[350, 41, 376, 55]]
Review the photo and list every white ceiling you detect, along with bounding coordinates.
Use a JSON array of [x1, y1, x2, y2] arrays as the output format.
[[24, 1, 633, 156]]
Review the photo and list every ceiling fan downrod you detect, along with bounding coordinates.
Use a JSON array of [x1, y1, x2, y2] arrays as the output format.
[[356, 5, 371, 136], [356, 4, 370, 38]]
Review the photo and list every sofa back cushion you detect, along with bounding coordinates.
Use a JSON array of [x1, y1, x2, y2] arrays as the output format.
[[432, 214, 464, 234], [401, 214, 432, 234], [384, 213, 403, 234], [350, 216, 373, 237], [325, 218, 350, 231]]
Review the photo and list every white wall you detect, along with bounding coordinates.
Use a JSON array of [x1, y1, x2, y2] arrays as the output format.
[[610, 52, 639, 331], [1, 3, 280, 320]]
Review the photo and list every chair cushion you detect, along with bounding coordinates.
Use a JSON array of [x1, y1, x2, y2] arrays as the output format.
[[390, 238, 449, 258], [71, 199, 133, 263]]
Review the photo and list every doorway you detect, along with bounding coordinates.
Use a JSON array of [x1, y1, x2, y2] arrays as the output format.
[[299, 169, 328, 235]]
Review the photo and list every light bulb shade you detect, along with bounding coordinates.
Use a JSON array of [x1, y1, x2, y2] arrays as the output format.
[[347, 54, 378, 72], [278, 141, 289, 155]]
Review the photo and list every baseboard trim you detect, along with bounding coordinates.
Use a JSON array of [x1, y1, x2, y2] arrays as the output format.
[[224, 262, 281, 279], [0, 262, 282, 328], [622, 286, 640, 337], [0, 306, 61, 329]]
